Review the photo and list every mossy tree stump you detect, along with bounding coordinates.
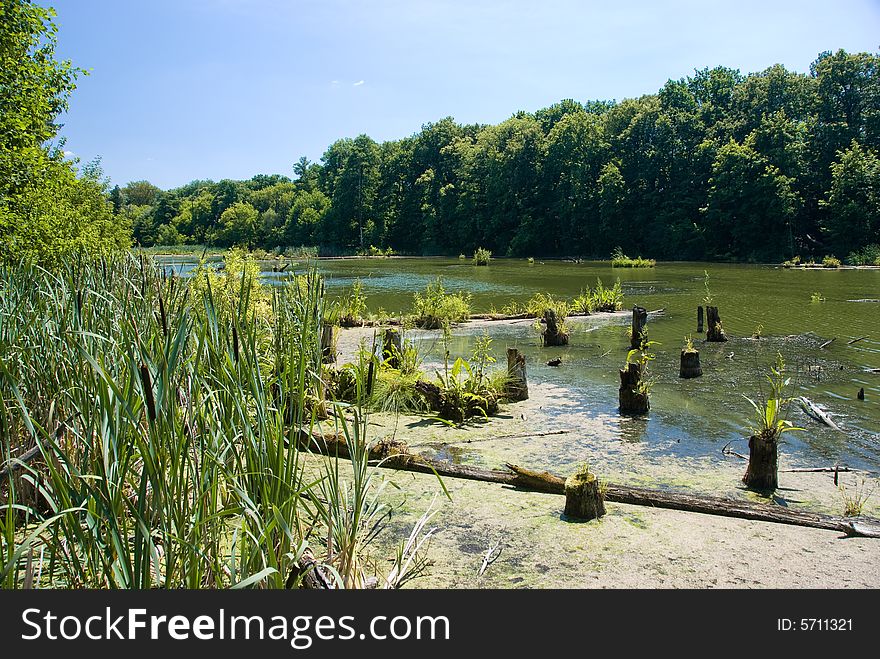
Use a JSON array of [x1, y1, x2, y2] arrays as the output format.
[[742, 431, 778, 492], [504, 347, 529, 401], [680, 349, 702, 378], [321, 325, 338, 364], [383, 328, 402, 369], [542, 308, 569, 346], [564, 469, 606, 520], [619, 362, 649, 414], [630, 305, 648, 349], [706, 306, 728, 342]]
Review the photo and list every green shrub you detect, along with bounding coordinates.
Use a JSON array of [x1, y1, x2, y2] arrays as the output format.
[[822, 255, 842, 268], [589, 278, 624, 312], [846, 244, 880, 266], [610, 247, 655, 268], [411, 278, 472, 329], [473, 247, 492, 266], [525, 292, 570, 319]]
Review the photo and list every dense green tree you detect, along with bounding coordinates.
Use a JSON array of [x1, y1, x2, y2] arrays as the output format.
[[705, 137, 798, 260], [96, 49, 880, 264], [820, 141, 880, 254], [211, 201, 259, 248], [122, 180, 161, 206], [0, 0, 129, 264], [0, 0, 79, 199]]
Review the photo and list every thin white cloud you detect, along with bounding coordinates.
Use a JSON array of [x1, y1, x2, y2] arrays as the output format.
[[63, 150, 76, 158], [353, 80, 365, 86]]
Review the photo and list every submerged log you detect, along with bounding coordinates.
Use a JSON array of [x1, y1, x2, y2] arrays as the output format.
[[541, 309, 569, 346], [320, 325, 338, 363], [630, 305, 648, 349], [295, 432, 880, 538], [697, 306, 704, 333], [564, 470, 606, 520], [706, 306, 728, 342], [504, 348, 529, 402], [742, 432, 778, 492], [382, 328, 403, 369], [679, 349, 702, 378], [619, 362, 649, 414]]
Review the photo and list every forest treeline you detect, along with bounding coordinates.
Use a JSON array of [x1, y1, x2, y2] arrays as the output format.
[[1, 0, 878, 265], [119, 49, 879, 263]]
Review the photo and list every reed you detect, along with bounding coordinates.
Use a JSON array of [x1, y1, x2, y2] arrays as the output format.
[[0, 252, 431, 588]]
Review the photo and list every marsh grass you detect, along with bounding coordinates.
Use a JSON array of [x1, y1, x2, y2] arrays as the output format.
[[411, 278, 471, 329], [838, 476, 875, 517], [610, 247, 655, 268], [0, 252, 433, 589]]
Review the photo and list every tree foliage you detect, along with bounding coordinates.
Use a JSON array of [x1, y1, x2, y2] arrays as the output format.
[[100, 48, 880, 263], [0, 0, 130, 265]]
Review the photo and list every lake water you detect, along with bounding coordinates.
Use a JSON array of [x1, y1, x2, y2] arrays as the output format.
[[158, 256, 880, 471]]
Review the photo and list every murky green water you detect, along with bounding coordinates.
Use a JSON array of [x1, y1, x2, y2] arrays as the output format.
[[160, 256, 880, 470]]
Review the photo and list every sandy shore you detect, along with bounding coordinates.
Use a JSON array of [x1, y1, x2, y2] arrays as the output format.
[[327, 323, 880, 589]]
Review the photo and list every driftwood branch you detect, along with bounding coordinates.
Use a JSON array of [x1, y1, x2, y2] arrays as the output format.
[[298, 431, 880, 539], [847, 336, 869, 345]]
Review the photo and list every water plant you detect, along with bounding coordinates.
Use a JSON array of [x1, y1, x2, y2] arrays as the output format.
[[822, 255, 842, 268], [411, 278, 471, 329], [611, 247, 655, 268], [333, 278, 369, 326], [473, 247, 492, 266], [702, 270, 714, 305], [810, 292, 826, 303], [741, 353, 802, 492]]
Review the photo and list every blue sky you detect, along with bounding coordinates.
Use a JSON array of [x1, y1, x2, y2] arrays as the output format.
[[48, 0, 880, 189]]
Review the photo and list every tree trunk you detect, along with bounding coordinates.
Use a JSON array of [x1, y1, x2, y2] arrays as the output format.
[[504, 348, 529, 401], [414, 381, 498, 423], [321, 325, 338, 363], [706, 306, 728, 342], [697, 306, 704, 333], [630, 305, 648, 349], [564, 472, 606, 520], [619, 362, 649, 414], [293, 431, 880, 538], [542, 309, 569, 346], [742, 432, 778, 492], [382, 328, 402, 369], [679, 349, 702, 378]]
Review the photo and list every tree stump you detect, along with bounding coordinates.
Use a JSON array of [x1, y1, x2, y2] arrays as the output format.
[[706, 306, 728, 342], [697, 306, 704, 333], [542, 309, 569, 346], [679, 349, 702, 378], [619, 362, 649, 414], [742, 432, 778, 492], [564, 470, 606, 521], [320, 325, 338, 364], [504, 348, 529, 401], [383, 328, 403, 369], [858, 387, 865, 400], [415, 381, 498, 423], [630, 305, 648, 349]]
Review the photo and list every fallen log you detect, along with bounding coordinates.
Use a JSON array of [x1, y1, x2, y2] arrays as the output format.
[[296, 431, 880, 538], [847, 335, 869, 345], [819, 337, 836, 350]]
